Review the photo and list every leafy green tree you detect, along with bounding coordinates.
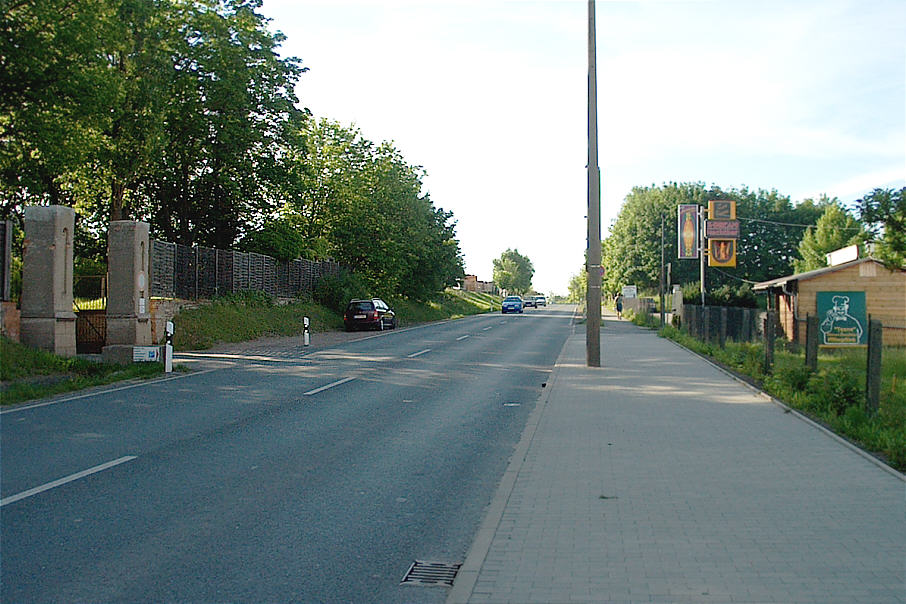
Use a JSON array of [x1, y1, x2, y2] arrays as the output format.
[[856, 187, 906, 268], [601, 183, 827, 297], [239, 218, 307, 262], [493, 249, 534, 294], [1, 0, 117, 212], [793, 202, 865, 272], [138, 0, 307, 248], [567, 269, 587, 303], [279, 120, 463, 300]]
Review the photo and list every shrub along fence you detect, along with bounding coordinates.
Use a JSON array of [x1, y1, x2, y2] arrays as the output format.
[[679, 303, 886, 412], [680, 304, 763, 346], [150, 240, 342, 300]]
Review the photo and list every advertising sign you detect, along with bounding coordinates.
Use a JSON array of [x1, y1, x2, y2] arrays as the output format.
[[817, 291, 867, 347], [708, 239, 737, 267], [621, 285, 638, 298], [677, 204, 699, 259], [705, 219, 740, 239], [708, 200, 736, 220]]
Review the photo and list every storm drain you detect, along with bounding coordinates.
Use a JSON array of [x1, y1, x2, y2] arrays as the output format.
[[400, 560, 462, 587]]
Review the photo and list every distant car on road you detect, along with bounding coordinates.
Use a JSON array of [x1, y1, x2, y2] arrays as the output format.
[[523, 296, 536, 308], [501, 296, 524, 314], [534, 295, 547, 307], [344, 298, 397, 331]]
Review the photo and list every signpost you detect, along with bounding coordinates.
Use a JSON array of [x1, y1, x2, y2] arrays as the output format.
[[678, 200, 739, 305]]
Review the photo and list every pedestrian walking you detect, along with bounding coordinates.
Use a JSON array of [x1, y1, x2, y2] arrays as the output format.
[[615, 294, 623, 319]]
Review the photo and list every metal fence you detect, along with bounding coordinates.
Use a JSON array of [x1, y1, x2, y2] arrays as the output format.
[[681, 305, 765, 345], [150, 240, 342, 300], [1, 220, 11, 301]]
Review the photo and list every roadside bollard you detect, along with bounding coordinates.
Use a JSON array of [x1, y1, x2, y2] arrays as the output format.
[[165, 321, 174, 373], [303, 317, 310, 347]]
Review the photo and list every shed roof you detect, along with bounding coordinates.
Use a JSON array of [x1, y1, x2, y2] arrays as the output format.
[[752, 257, 891, 292]]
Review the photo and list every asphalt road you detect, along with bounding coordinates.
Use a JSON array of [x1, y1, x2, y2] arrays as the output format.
[[1, 305, 574, 603]]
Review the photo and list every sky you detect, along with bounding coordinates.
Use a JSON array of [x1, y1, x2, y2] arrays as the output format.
[[258, 0, 905, 296]]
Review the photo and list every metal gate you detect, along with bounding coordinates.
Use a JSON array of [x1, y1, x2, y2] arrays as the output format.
[[76, 310, 106, 354]]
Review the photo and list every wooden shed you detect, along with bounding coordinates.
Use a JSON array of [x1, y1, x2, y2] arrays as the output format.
[[753, 257, 906, 346]]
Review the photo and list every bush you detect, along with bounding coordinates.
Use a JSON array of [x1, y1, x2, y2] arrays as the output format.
[[313, 271, 370, 313], [776, 364, 813, 391], [239, 220, 308, 262], [810, 367, 861, 416], [681, 281, 757, 308]]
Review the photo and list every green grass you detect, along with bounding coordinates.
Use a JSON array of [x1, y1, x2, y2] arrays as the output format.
[[73, 297, 106, 311], [625, 308, 661, 329], [172, 292, 344, 350], [1, 337, 165, 406], [390, 289, 500, 324], [658, 324, 906, 471]]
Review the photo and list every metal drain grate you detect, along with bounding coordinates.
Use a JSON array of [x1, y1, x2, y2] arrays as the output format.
[[400, 560, 462, 587]]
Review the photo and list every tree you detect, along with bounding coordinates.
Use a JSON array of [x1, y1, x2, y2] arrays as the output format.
[[855, 187, 906, 268], [239, 218, 307, 262], [1, 0, 119, 213], [493, 249, 533, 294], [793, 203, 866, 273], [567, 269, 586, 303], [601, 183, 827, 297], [279, 120, 464, 300], [138, 0, 307, 248]]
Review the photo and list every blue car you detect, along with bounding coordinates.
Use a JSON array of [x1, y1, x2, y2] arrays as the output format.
[[501, 296, 524, 314]]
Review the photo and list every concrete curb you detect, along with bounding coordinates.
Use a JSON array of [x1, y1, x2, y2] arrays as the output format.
[[446, 322, 577, 603]]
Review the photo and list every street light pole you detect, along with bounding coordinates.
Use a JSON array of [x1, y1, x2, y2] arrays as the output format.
[[660, 213, 665, 328], [586, 0, 601, 367]]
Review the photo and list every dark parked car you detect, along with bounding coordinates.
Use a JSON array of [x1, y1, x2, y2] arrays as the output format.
[[501, 295, 524, 314], [343, 298, 397, 331]]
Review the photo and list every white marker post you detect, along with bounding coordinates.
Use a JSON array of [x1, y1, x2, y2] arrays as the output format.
[[165, 321, 174, 373], [303, 317, 310, 347]]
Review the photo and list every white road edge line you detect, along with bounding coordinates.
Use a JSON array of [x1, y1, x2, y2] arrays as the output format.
[[482, 326, 493, 331], [1, 369, 222, 415], [303, 377, 355, 396], [407, 349, 432, 358], [1, 456, 138, 507], [456, 335, 470, 341]]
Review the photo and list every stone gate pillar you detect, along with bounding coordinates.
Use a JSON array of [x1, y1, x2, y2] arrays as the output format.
[[102, 220, 153, 363], [20, 205, 77, 356]]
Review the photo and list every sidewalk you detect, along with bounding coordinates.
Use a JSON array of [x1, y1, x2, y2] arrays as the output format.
[[449, 314, 905, 604]]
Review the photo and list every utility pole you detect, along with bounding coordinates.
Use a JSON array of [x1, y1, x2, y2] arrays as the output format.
[[586, 0, 601, 367], [659, 213, 665, 327], [699, 204, 706, 306]]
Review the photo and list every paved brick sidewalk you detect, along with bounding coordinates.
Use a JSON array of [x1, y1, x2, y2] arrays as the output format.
[[449, 316, 905, 604]]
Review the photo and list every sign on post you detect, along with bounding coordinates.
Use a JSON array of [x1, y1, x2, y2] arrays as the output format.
[[708, 200, 736, 219], [708, 239, 737, 267], [705, 219, 740, 239], [677, 205, 699, 259], [817, 291, 867, 347]]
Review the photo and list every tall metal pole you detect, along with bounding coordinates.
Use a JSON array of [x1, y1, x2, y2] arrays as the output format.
[[659, 213, 665, 327], [586, 0, 601, 367], [699, 205, 706, 306]]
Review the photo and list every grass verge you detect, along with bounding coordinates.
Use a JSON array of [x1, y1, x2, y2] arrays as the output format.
[[172, 291, 344, 350], [658, 324, 906, 471], [1, 337, 165, 406]]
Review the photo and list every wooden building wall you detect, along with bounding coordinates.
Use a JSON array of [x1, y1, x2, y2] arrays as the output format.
[[779, 261, 906, 346]]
